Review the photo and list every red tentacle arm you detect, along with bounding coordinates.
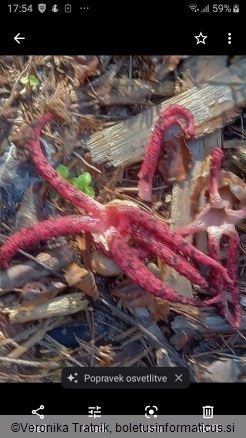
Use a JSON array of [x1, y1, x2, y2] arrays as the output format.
[[130, 225, 208, 288], [138, 105, 195, 201], [203, 232, 240, 328], [175, 205, 213, 239], [158, 105, 195, 138], [94, 238, 154, 261], [209, 148, 224, 208], [204, 233, 231, 323], [225, 231, 242, 328], [117, 205, 232, 284], [28, 113, 106, 218], [131, 246, 153, 260], [105, 227, 204, 306], [0, 215, 106, 269]]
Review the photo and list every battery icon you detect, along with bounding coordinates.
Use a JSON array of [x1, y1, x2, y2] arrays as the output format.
[[233, 4, 239, 13]]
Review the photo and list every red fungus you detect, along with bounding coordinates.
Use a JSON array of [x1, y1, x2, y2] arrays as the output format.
[[138, 105, 195, 201], [0, 113, 239, 326]]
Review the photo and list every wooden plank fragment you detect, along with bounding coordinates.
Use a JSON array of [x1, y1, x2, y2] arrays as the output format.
[[166, 131, 222, 296], [85, 57, 246, 168]]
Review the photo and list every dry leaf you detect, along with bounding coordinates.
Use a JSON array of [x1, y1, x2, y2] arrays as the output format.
[[64, 263, 89, 286], [141, 56, 182, 82], [64, 263, 99, 299], [113, 287, 169, 321], [161, 56, 182, 75], [71, 56, 99, 86], [77, 271, 99, 299], [75, 235, 87, 252], [12, 122, 33, 147], [78, 116, 103, 135], [150, 297, 170, 321]]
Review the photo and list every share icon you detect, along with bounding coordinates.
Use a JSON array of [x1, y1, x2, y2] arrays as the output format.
[[32, 405, 45, 419]]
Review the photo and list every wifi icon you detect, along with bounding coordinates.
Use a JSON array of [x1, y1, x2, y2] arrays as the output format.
[[189, 4, 199, 12]]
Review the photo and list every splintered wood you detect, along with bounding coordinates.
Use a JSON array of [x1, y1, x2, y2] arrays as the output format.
[[85, 57, 246, 168]]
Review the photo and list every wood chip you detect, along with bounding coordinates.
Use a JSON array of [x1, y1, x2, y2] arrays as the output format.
[[4, 292, 88, 323]]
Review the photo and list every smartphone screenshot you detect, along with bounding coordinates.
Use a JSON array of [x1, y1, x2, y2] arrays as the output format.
[[0, 1, 245, 435]]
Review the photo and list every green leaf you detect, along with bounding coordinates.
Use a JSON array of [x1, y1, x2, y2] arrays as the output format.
[[69, 177, 95, 197], [56, 164, 70, 179], [84, 186, 95, 197], [29, 75, 39, 87], [69, 177, 80, 188], [20, 76, 29, 84], [77, 172, 92, 187], [70, 177, 86, 191]]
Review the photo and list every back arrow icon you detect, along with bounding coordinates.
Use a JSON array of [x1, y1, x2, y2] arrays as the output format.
[[14, 33, 25, 44]]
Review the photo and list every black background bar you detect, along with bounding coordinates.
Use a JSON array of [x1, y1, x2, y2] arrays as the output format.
[[0, 1, 244, 54], [0, 384, 244, 415]]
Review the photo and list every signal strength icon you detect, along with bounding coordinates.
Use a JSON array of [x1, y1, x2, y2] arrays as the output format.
[[201, 4, 209, 13], [189, 4, 199, 12]]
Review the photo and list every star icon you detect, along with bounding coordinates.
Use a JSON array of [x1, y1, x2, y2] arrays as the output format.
[[194, 32, 207, 44]]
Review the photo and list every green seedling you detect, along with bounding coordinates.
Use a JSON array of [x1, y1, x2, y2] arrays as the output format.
[[20, 75, 40, 89], [56, 164, 70, 179], [55, 164, 95, 198]]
